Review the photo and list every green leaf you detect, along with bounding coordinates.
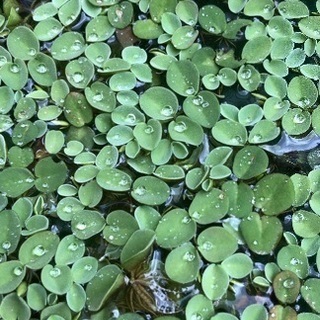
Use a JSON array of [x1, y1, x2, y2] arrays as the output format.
[[254, 173, 294, 215], [41, 264, 73, 295], [0, 261, 26, 294], [7, 26, 39, 60], [197, 226, 238, 263], [19, 231, 60, 270], [64, 92, 93, 127], [156, 209, 196, 248], [166, 60, 200, 97], [120, 229, 155, 270], [0, 167, 34, 197], [35, 157, 68, 193], [202, 264, 229, 300], [240, 212, 283, 255], [131, 176, 170, 205], [165, 242, 200, 284], [86, 265, 124, 311]]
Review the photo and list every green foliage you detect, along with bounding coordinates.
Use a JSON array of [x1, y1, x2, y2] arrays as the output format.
[[0, 0, 320, 318]]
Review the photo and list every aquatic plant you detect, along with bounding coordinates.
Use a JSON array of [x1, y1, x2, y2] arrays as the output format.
[[1, 0, 320, 319]]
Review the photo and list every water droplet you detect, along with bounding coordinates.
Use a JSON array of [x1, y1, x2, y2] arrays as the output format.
[[297, 97, 310, 108], [93, 92, 103, 102], [125, 113, 136, 124], [293, 113, 306, 124], [0, 56, 7, 67], [173, 121, 187, 133], [42, 183, 49, 188], [28, 48, 37, 56], [191, 211, 201, 220], [232, 135, 243, 144], [71, 40, 82, 51], [240, 68, 252, 79], [134, 186, 146, 196], [283, 278, 295, 289], [186, 30, 195, 38], [84, 264, 92, 271], [263, 4, 272, 12], [144, 125, 154, 134], [160, 105, 174, 117], [63, 204, 73, 213], [95, 55, 104, 63], [192, 95, 204, 106], [252, 134, 262, 143], [202, 241, 213, 250], [110, 226, 119, 232], [32, 245, 47, 256], [209, 26, 216, 33], [76, 222, 87, 231], [0, 157, 5, 165], [185, 87, 195, 95], [191, 313, 203, 320], [119, 178, 129, 186], [68, 242, 79, 251], [290, 257, 300, 265], [61, 47, 67, 53], [88, 33, 99, 41], [10, 64, 20, 73], [36, 63, 47, 74], [183, 251, 195, 262], [49, 267, 61, 278], [182, 216, 191, 224], [13, 266, 24, 276], [2, 241, 11, 250], [253, 240, 258, 245], [25, 177, 34, 184], [72, 72, 84, 83]]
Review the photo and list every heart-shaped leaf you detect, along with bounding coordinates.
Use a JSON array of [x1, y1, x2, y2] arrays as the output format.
[[240, 212, 283, 255]]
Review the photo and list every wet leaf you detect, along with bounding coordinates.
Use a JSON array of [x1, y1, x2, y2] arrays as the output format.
[[197, 226, 238, 263], [120, 229, 155, 270], [301, 278, 320, 313], [71, 209, 105, 240], [131, 176, 170, 205], [0, 293, 31, 320], [19, 231, 60, 270], [185, 294, 214, 320], [287, 76, 318, 109], [233, 146, 269, 180], [240, 212, 283, 255], [103, 210, 139, 246], [7, 26, 39, 60], [277, 244, 309, 279], [165, 242, 200, 284], [202, 264, 229, 300], [35, 157, 68, 193], [51, 31, 85, 61], [166, 60, 199, 97], [273, 270, 300, 304], [64, 92, 93, 127], [189, 188, 229, 224], [0, 261, 25, 294], [156, 209, 196, 248], [55, 235, 85, 265], [0, 167, 34, 197]]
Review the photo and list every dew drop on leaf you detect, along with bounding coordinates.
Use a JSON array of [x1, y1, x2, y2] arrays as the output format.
[[183, 251, 195, 262], [49, 267, 61, 278], [13, 266, 24, 276]]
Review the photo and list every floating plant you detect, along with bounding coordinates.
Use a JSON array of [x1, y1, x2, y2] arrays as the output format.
[[1, 0, 320, 318]]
